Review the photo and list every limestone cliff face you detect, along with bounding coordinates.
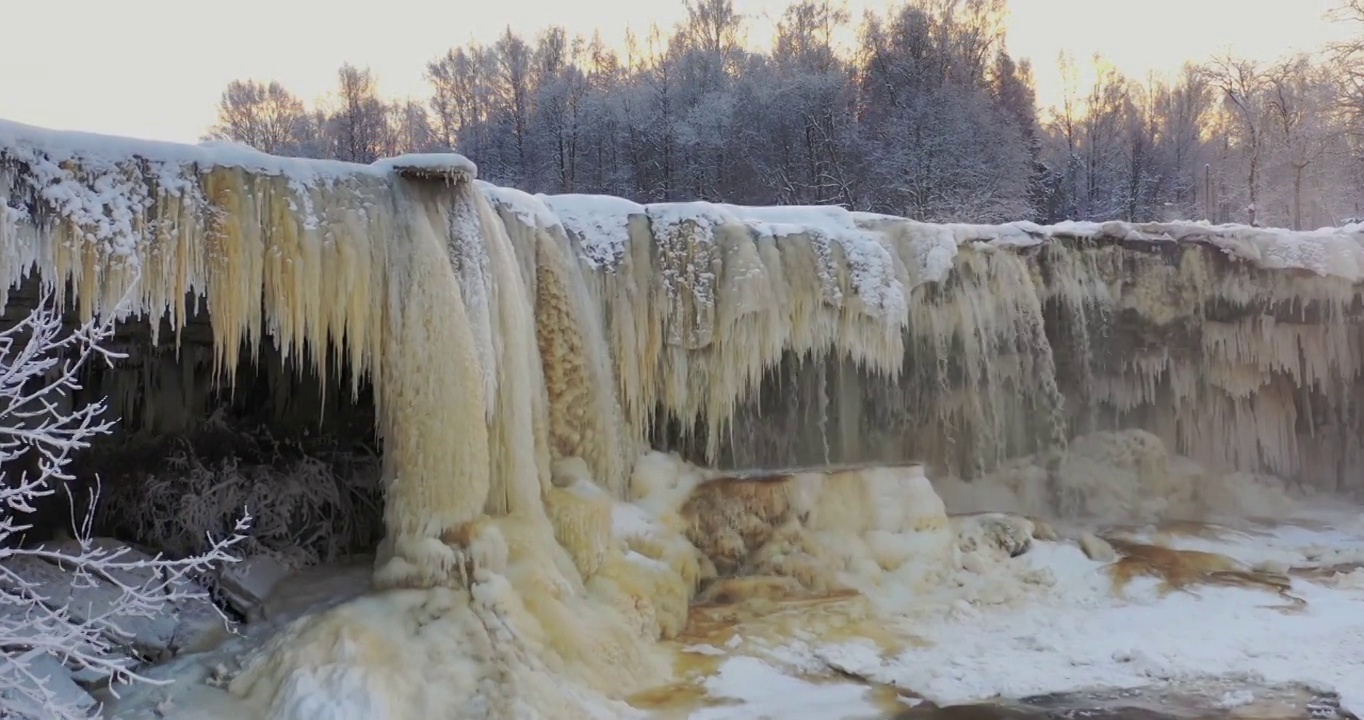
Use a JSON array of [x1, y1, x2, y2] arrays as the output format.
[[715, 235, 1364, 493], [484, 189, 1364, 494]]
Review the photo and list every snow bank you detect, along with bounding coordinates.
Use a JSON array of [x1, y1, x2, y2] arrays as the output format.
[[1202, 225, 1364, 281], [7, 113, 1360, 286], [477, 181, 562, 231]]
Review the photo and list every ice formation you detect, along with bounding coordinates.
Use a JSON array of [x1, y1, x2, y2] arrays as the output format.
[[5, 116, 1364, 718]]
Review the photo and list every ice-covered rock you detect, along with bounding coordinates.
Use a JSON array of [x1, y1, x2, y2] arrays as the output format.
[[217, 556, 292, 621], [3, 541, 177, 659], [0, 538, 230, 671], [0, 652, 100, 719], [955, 513, 1035, 559], [1078, 532, 1117, 562]]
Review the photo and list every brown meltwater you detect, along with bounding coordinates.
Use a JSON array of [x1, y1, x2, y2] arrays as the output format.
[[1288, 561, 1364, 582], [1098, 518, 1364, 610], [1102, 538, 1302, 611], [626, 582, 925, 717], [630, 519, 1354, 719], [625, 641, 727, 717]]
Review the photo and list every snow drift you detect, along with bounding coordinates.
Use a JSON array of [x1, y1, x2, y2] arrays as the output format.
[[4, 117, 1364, 718]]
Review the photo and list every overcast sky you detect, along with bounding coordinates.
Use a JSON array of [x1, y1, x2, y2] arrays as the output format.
[[0, 0, 1349, 143]]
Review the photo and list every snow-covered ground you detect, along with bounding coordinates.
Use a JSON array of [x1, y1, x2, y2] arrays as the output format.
[[654, 506, 1364, 719]]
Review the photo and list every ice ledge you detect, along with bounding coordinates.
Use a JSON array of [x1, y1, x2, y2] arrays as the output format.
[[0, 118, 386, 182], [371, 153, 478, 182], [4, 116, 1363, 282], [0, 117, 475, 185], [483, 183, 1364, 283]]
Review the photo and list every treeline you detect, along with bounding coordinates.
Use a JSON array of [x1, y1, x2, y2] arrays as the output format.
[[204, 0, 1364, 228]]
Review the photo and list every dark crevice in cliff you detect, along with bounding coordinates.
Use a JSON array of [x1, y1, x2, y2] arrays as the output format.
[[0, 274, 383, 562]]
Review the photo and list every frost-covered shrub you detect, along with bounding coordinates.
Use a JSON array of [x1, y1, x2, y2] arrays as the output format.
[[0, 290, 249, 720], [100, 420, 383, 570]]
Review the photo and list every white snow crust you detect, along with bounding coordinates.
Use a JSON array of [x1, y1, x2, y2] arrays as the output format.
[[0, 118, 401, 265], [539, 194, 644, 269], [371, 152, 478, 179], [477, 181, 562, 230], [0, 118, 389, 182], [105, 506, 1364, 720]]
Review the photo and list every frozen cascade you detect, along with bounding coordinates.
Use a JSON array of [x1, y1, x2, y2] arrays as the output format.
[[5, 117, 1364, 719]]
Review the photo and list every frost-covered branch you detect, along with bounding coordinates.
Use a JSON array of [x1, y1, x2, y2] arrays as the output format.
[[0, 287, 251, 720]]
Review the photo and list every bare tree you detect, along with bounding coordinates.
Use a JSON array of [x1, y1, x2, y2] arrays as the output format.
[[1151, 64, 1212, 215], [769, 0, 859, 206], [1263, 56, 1336, 228], [533, 32, 591, 192], [1329, 0, 1364, 143], [328, 64, 392, 164], [205, 80, 308, 155], [1206, 56, 1267, 224], [427, 46, 500, 159], [388, 100, 436, 155], [1080, 59, 1132, 219], [1049, 51, 1084, 219]]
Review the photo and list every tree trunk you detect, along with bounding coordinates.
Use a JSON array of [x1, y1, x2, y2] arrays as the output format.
[[1293, 165, 1305, 231]]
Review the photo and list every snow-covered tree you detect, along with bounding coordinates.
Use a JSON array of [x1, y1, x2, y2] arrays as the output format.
[[1263, 56, 1339, 229], [388, 99, 438, 156], [0, 291, 249, 720], [201, 1, 1364, 228], [1206, 55, 1269, 225], [1150, 64, 1213, 218]]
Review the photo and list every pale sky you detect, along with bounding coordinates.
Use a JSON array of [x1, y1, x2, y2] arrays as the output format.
[[0, 0, 1349, 144]]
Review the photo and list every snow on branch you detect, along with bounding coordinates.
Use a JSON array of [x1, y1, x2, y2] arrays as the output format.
[[0, 285, 252, 720]]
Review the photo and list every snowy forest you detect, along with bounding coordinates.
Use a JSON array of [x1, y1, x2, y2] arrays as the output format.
[[211, 0, 1364, 229]]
